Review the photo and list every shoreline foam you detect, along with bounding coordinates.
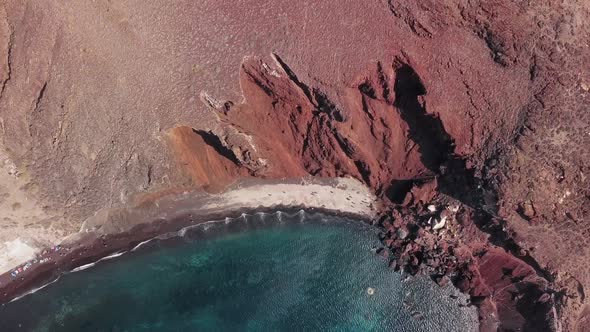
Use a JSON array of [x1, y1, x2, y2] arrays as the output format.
[[0, 177, 378, 304]]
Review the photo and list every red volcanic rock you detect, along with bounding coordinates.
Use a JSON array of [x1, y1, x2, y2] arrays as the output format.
[[407, 179, 439, 207], [436, 275, 449, 287], [376, 247, 389, 259], [167, 126, 249, 191], [383, 238, 394, 248], [577, 305, 590, 332], [1, 0, 587, 330], [179, 56, 431, 197], [470, 248, 552, 331], [375, 204, 556, 331]]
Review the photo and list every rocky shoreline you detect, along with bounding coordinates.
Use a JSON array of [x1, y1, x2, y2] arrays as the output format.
[[374, 201, 557, 331], [1, 1, 588, 330], [0, 182, 558, 332]]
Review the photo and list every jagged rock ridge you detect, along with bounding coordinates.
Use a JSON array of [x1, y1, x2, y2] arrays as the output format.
[[167, 55, 556, 331]]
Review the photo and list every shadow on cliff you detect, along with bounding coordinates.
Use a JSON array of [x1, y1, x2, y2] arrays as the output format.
[[389, 61, 554, 331], [392, 64, 453, 170], [385, 62, 481, 209], [185, 55, 554, 331], [389, 61, 551, 277]]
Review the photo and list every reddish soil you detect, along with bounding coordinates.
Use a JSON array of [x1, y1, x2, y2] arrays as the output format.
[[1, 1, 589, 331], [166, 54, 562, 331], [167, 126, 248, 192]]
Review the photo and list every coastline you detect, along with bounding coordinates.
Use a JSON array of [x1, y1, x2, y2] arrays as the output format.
[[1, 210, 480, 332], [0, 177, 378, 304], [0, 175, 558, 331]]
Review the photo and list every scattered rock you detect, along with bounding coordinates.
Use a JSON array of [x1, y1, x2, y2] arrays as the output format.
[[397, 227, 409, 240], [518, 200, 536, 219], [376, 247, 389, 258], [432, 216, 447, 231], [435, 275, 450, 287]]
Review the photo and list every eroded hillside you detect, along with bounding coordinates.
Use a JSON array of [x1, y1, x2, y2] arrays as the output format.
[[0, 0, 589, 330]]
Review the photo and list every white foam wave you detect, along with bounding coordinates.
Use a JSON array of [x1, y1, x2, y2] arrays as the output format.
[[131, 239, 154, 252], [99, 251, 125, 261], [7, 210, 320, 304], [70, 252, 126, 273], [71, 263, 96, 272], [9, 276, 61, 303]]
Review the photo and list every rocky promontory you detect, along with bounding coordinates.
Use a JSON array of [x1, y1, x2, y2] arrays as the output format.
[[0, 1, 589, 330]]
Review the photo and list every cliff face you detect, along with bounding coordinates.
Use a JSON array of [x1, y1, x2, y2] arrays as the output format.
[[0, 0, 589, 330], [182, 56, 431, 190], [164, 53, 557, 331]]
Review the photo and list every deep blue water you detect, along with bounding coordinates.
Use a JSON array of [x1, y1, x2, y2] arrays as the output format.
[[1, 212, 478, 331]]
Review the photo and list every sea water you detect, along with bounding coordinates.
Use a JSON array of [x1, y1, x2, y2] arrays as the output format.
[[0, 212, 478, 331]]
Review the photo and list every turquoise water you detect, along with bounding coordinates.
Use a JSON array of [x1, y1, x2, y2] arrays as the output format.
[[1, 212, 478, 331]]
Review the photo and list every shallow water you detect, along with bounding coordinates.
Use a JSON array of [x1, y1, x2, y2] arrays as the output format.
[[1, 212, 478, 331]]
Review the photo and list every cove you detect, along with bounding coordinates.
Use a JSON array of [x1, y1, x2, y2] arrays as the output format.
[[0, 211, 478, 331]]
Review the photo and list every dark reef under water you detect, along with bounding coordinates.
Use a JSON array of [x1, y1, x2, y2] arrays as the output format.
[[1, 211, 478, 331]]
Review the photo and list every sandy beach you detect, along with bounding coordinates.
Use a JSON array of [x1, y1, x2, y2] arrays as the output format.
[[0, 177, 377, 303]]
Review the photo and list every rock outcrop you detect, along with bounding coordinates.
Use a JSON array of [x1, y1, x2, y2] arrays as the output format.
[[0, 0, 588, 330], [164, 54, 560, 331]]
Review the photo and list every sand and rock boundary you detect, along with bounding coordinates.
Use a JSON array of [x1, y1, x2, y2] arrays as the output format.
[[0, 177, 378, 304]]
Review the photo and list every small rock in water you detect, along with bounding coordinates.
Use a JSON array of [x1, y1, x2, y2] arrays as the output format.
[[376, 247, 389, 258], [411, 310, 425, 320], [367, 287, 375, 295], [389, 259, 398, 270]]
